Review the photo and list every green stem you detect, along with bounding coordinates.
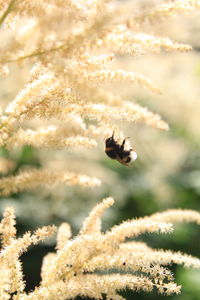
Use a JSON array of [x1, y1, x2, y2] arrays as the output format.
[[4, 43, 67, 63], [0, 0, 16, 27], [3, 15, 109, 64]]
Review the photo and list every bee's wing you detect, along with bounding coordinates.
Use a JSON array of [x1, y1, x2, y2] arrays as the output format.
[[115, 154, 129, 166]]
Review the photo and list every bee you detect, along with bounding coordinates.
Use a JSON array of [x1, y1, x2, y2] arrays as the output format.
[[105, 132, 137, 166]]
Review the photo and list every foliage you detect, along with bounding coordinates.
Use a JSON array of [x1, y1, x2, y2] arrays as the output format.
[[0, 0, 200, 299]]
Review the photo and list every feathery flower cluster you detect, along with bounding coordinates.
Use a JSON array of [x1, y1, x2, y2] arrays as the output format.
[[0, 168, 101, 196], [0, 2, 200, 298], [0, 0, 198, 146], [0, 198, 200, 299], [0, 0, 199, 190]]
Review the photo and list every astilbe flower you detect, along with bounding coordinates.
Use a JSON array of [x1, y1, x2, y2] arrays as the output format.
[[0, 0, 200, 190], [0, 1, 200, 299], [0, 198, 200, 299]]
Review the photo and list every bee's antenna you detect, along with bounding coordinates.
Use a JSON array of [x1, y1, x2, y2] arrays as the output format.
[[112, 131, 115, 138]]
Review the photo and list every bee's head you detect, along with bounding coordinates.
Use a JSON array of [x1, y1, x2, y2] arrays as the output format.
[[105, 132, 115, 147]]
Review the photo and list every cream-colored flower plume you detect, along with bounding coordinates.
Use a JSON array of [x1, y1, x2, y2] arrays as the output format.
[[1, 0, 199, 151], [0, 168, 101, 196], [0, 198, 200, 299]]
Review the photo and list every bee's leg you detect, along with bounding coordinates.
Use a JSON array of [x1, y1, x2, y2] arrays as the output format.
[[120, 139, 126, 150], [120, 136, 130, 149]]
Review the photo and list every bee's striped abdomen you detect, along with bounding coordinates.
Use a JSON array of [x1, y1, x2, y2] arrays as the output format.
[[122, 156, 131, 163]]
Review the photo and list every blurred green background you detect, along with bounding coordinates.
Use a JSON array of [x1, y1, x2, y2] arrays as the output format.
[[1, 6, 200, 299], [0, 114, 200, 299]]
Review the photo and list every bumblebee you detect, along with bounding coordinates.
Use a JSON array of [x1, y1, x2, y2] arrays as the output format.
[[105, 132, 137, 166]]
